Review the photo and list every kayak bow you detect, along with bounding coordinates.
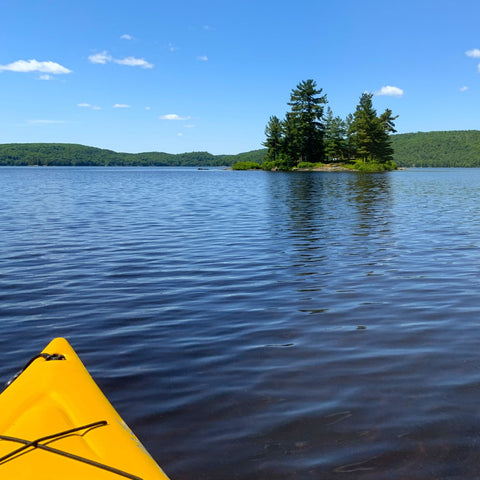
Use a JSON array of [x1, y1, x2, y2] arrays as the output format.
[[0, 337, 170, 479]]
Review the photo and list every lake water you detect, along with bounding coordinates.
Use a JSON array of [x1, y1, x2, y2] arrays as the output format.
[[2, 166, 480, 479]]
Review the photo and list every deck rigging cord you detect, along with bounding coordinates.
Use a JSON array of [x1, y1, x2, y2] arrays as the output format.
[[1, 352, 144, 479], [4, 352, 66, 390], [0, 421, 143, 480]]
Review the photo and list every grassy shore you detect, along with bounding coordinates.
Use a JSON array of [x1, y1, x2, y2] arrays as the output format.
[[294, 163, 352, 172], [232, 160, 397, 173]]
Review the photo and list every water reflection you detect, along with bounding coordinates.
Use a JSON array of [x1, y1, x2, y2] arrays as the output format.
[[348, 173, 393, 236], [264, 172, 395, 327], [6, 168, 480, 479], [266, 171, 393, 270]]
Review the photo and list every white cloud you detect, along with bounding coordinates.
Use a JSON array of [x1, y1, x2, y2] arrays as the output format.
[[89, 51, 153, 68], [0, 59, 71, 74], [465, 50, 480, 74], [114, 56, 153, 68], [39, 74, 52, 80], [113, 104, 131, 108], [460, 86, 469, 92], [466, 48, 480, 58], [145, 106, 151, 110], [78, 103, 101, 110], [88, 51, 112, 64], [159, 114, 191, 120], [168, 43, 179, 52], [121, 34, 133, 40], [177, 132, 183, 136], [197, 55, 208, 62], [375, 85, 404, 97], [184, 124, 196, 128]]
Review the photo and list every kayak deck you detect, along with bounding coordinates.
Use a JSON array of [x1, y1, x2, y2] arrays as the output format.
[[0, 337, 170, 479]]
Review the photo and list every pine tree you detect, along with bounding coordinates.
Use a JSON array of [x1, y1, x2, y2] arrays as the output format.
[[351, 93, 378, 162], [262, 82, 397, 170], [263, 115, 283, 162], [350, 93, 397, 163], [286, 79, 327, 164], [324, 107, 348, 162], [374, 109, 398, 163], [344, 113, 356, 161], [280, 113, 300, 169]]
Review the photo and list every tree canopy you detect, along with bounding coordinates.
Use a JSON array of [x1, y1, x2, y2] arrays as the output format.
[[263, 81, 398, 171], [391, 130, 480, 167], [350, 93, 398, 163], [264, 79, 328, 169], [287, 79, 327, 164], [4, 131, 480, 169], [0, 143, 266, 167]]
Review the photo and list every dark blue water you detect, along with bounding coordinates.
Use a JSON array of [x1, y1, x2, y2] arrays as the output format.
[[2, 166, 480, 479]]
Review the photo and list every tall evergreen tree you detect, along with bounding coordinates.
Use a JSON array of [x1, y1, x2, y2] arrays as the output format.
[[344, 113, 356, 161], [374, 109, 398, 162], [324, 107, 348, 161], [351, 93, 378, 162], [380, 109, 398, 134], [263, 115, 283, 162], [350, 93, 398, 163], [279, 113, 300, 169], [286, 79, 327, 164], [262, 81, 397, 170]]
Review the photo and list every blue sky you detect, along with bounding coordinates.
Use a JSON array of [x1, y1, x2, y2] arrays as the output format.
[[1, 0, 480, 154]]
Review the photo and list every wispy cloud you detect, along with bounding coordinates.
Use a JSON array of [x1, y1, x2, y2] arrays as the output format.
[[197, 55, 208, 62], [159, 114, 191, 120], [89, 51, 153, 68], [460, 86, 469, 92], [168, 42, 180, 52], [0, 59, 71, 74], [113, 104, 131, 108], [466, 48, 480, 58], [121, 34, 133, 40], [78, 103, 101, 110], [465, 49, 480, 73], [88, 51, 112, 64], [375, 85, 404, 97], [114, 56, 153, 68]]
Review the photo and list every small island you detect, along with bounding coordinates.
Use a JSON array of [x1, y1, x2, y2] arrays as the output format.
[[233, 79, 398, 173]]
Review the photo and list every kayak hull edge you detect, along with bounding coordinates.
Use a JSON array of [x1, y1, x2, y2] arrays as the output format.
[[0, 337, 170, 479]]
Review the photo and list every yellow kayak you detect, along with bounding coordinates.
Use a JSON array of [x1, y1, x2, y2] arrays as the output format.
[[0, 337, 170, 479]]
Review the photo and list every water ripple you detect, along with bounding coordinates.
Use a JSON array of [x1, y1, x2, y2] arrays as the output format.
[[3, 167, 480, 479]]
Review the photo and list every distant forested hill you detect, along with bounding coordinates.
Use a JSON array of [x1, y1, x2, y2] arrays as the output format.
[[0, 143, 267, 167], [3, 132, 480, 168], [392, 131, 480, 167], [217, 149, 267, 165]]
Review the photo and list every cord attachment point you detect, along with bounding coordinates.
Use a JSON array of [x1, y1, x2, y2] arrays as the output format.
[[41, 353, 66, 361]]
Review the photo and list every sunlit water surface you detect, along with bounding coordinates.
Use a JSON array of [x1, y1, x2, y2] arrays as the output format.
[[2, 167, 480, 479]]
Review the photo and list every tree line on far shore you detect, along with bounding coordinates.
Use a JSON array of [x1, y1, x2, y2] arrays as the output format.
[[4, 131, 480, 170], [258, 79, 398, 172], [0, 143, 262, 167], [391, 130, 480, 167]]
